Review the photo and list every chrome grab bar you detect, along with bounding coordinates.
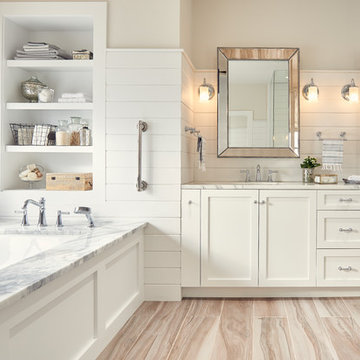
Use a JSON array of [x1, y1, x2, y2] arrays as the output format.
[[137, 120, 148, 192]]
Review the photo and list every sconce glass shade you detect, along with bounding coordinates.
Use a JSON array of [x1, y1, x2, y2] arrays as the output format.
[[199, 78, 215, 101], [302, 78, 319, 101], [342, 78, 359, 102]]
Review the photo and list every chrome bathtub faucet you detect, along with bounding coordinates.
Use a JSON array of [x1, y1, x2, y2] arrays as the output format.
[[74, 206, 95, 228], [21, 197, 47, 227]]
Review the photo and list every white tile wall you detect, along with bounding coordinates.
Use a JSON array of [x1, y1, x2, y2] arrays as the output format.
[[105, 49, 183, 301], [192, 70, 360, 182]]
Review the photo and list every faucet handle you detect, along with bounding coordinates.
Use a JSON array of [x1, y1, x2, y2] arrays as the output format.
[[240, 169, 251, 182], [15, 209, 29, 226], [267, 170, 278, 182], [56, 210, 70, 228]]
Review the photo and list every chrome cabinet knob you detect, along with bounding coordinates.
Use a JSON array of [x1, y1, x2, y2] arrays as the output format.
[[188, 200, 192, 205], [339, 227, 353, 232], [338, 266, 352, 271]]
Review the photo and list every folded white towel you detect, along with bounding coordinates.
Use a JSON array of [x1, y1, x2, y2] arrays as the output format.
[[61, 92, 88, 99], [348, 175, 360, 181], [58, 98, 91, 103]]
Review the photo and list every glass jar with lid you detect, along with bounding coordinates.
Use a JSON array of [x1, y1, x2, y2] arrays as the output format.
[[56, 120, 70, 146], [69, 116, 82, 146]]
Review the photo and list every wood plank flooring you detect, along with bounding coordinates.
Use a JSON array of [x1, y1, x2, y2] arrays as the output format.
[[98, 297, 360, 360]]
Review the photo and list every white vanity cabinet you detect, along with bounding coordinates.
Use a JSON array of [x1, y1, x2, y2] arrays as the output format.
[[181, 188, 317, 288], [258, 190, 317, 286], [200, 190, 259, 286]]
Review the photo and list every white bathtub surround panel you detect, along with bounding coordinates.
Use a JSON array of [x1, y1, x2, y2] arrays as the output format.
[[105, 50, 183, 300], [0, 223, 146, 310], [0, 225, 144, 360], [193, 70, 360, 182]]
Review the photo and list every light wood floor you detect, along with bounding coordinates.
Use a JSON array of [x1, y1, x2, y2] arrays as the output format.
[[98, 297, 360, 360]]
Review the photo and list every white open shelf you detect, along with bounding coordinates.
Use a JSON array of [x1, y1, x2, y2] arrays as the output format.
[[6, 102, 93, 110], [6, 145, 94, 153], [7, 59, 93, 72]]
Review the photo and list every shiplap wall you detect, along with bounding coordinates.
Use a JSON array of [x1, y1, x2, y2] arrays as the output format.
[[181, 53, 195, 184], [192, 69, 360, 182], [105, 49, 183, 300]]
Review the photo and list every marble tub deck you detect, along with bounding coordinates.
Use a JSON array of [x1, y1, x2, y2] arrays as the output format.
[[0, 222, 146, 310]]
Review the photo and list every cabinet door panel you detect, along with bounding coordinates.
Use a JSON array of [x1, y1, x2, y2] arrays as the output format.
[[181, 190, 201, 286], [259, 190, 316, 287], [201, 190, 258, 287]]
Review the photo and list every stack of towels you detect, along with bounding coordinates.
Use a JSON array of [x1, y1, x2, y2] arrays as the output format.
[[14, 42, 71, 60], [58, 93, 92, 103], [348, 175, 360, 182]]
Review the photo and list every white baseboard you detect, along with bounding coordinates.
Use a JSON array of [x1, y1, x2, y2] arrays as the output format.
[[182, 287, 360, 298], [145, 285, 181, 301]]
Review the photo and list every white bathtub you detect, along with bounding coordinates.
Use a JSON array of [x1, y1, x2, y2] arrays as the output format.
[[0, 226, 91, 271], [0, 221, 145, 360]]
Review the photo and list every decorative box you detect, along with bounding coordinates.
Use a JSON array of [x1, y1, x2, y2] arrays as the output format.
[[314, 174, 338, 184], [72, 50, 93, 60], [46, 172, 93, 191]]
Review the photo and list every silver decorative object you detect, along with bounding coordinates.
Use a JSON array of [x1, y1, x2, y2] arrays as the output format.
[[21, 76, 47, 103], [302, 168, 314, 183], [38, 87, 55, 103]]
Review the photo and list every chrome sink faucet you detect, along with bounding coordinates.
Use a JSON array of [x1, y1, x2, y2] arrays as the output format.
[[74, 207, 95, 228], [21, 197, 47, 227], [256, 164, 262, 182]]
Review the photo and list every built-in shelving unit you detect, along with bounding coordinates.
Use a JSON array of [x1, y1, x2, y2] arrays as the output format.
[[0, 2, 106, 200], [7, 59, 93, 72], [6, 102, 94, 110], [6, 145, 94, 153]]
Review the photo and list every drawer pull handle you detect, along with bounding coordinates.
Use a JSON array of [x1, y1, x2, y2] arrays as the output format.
[[254, 200, 266, 205], [339, 198, 353, 202], [338, 266, 352, 271], [339, 227, 353, 232]]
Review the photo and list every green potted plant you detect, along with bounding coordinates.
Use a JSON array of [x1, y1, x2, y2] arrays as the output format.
[[300, 156, 321, 183]]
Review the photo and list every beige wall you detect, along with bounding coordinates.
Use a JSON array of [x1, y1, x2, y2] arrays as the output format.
[[0, 0, 182, 48], [180, 0, 193, 58], [192, 0, 360, 70]]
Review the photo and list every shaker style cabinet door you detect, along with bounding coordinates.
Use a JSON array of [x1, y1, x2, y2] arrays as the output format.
[[181, 190, 201, 286], [201, 190, 259, 287], [259, 190, 317, 287]]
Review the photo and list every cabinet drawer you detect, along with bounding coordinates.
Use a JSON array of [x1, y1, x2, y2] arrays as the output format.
[[318, 211, 360, 248], [317, 249, 360, 286], [318, 191, 360, 210]]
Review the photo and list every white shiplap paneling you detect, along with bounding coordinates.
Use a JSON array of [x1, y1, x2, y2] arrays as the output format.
[[106, 50, 182, 300]]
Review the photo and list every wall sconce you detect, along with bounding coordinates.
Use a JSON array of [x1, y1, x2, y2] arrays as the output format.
[[342, 78, 359, 102], [198, 78, 215, 101], [302, 78, 319, 101]]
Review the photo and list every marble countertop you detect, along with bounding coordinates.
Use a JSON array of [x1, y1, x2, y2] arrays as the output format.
[[0, 221, 146, 310], [182, 181, 360, 190]]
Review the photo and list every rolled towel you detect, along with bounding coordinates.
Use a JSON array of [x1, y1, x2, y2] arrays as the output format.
[[348, 175, 360, 182]]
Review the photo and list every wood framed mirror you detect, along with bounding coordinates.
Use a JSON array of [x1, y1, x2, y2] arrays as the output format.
[[217, 47, 300, 158]]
